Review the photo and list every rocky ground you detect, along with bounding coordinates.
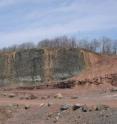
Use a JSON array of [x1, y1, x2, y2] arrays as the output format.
[[0, 86, 117, 124]]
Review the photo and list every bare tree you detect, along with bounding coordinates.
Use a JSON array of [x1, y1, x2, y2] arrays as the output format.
[[78, 39, 90, 50], [38, 39, 51, 48], [18, 42, 35, 50], [0, 36, 117, 55], [89, 39, 101, 52], [112, 40, 117, 54], [101, 37, 112, 54], [38, 36, 77, 48]]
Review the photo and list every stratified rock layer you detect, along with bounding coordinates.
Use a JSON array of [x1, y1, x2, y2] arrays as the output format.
[[0, 48, 101, 85]]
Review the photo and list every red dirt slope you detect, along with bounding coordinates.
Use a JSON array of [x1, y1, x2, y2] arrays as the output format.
[[72, 55, 117, 86]]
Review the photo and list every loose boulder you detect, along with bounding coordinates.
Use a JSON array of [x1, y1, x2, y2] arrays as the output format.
[[60, 104, 71, 111], [72, 104, 82, 110]]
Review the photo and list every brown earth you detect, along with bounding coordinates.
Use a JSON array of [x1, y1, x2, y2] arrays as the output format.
[[0, 87, 117, 124]]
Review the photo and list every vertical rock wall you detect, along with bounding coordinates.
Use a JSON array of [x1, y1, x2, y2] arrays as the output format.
[[0, 48, 101, 85]]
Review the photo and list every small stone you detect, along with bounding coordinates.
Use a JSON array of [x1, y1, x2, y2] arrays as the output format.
[[29, 94, 37, 100], [23, 94, 37, 100], [48, 113, 53, 118], [8, 93, 16, 98], [110, 88, 117, 92], [60, 104, 71, 111], [55, 116, 59, 121], [71, 96, 79, 99], [54, 116, 59, 123], [40, 103, 45, 107], [25, 95, 30, 99], [48, 102, 53, 107], [53, 120, 57, 123], [57, 112, 61, 116], [24, 105, 30, 110], [13, 103, 19, 108], [81, 105, 88, 112], [88, 106, 93, 112], [72, 104, 82, 110], [95, 104, 110, 111], [54, 93, 63, 99]]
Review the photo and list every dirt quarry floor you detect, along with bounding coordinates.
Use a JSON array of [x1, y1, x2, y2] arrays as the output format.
[[0, 86, 117, 124]]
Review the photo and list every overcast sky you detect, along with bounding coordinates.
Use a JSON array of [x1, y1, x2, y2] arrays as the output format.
[[0, 0, 117, 47]]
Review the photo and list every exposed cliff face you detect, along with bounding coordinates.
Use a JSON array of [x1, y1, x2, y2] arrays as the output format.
[[0, 48, 101, 85], [0, 52, 16, 84]]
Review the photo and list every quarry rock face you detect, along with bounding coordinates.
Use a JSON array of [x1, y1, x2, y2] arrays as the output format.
[[0, 48, 101, 85]]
